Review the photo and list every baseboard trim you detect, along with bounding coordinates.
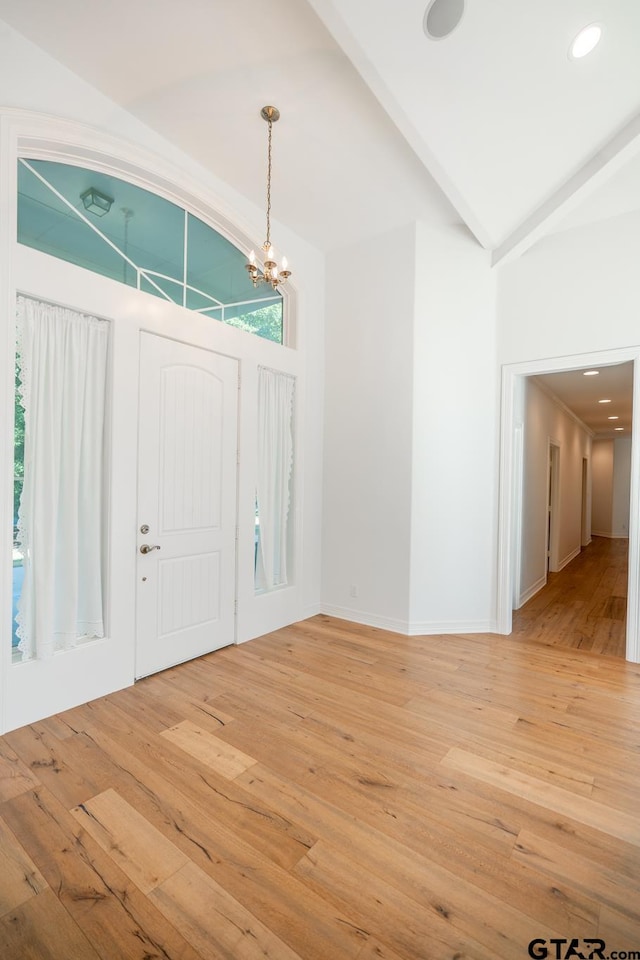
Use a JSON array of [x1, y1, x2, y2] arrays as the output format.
[[319, 604, 410, 635], [406, 619, 499, 636], [555, 544, 581, 572], [517, 575, 547, 609], [319, 605, 498, 637], [591, 531, 630, 540]]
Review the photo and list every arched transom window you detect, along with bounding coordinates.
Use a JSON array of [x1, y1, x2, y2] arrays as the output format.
[[17, 159, 283, 343]]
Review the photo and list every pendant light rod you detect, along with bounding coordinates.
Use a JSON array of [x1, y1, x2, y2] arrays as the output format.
[[246, 105, 291, 290], [261, 105, 279, 250]]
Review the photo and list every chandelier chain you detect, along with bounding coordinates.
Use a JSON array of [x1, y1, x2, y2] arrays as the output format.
[[265, 118, 273, 248]]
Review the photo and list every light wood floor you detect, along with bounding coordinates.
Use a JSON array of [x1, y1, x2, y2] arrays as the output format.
[[2, 612, 640, 958], [512, 535, 629, 658]]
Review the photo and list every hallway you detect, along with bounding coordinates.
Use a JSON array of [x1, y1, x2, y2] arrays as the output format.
[[511, 536, 628, 658]]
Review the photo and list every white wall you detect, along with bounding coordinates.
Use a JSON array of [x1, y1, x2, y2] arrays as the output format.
[[518, 379, 591, 606], [409, 222, 498, 632], [321, 223, 415, 631], [498, 212, 640, 364], [321, 221, 499, 634], [612, 437, 632, 538], [592, 436, 631, 538], [591, 439, 614, 538]]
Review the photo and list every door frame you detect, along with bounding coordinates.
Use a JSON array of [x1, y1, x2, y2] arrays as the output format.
[[547, 440, 561, 574], [581, 456, 590, 548], [497, 347, 640, 662]]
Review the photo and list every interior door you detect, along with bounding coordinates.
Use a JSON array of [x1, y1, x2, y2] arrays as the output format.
[[136, 333, 238, 678]]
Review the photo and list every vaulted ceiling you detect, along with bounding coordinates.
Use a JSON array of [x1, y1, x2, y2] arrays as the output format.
[[309, 0, 640, 262], [2, 0, 639, 262]]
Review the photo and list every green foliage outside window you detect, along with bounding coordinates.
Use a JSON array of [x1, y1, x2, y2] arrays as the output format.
[[223, 303, 283, 344]]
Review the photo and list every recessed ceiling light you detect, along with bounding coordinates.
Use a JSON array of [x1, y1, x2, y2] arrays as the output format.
[[615, 427, 624, 432], [608, 416, 619, 420], [583, 370, 599, 376], [598, 398, 611, 404], [423, 0, 465, 40], [569, 23, 602, 60]]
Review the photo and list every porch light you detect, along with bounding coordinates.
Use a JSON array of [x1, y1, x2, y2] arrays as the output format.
[[80, 187, 113, 217]]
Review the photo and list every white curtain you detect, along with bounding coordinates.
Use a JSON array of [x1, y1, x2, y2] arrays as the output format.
[[16, 296, 109, 660], [256, 367, 295, 591]]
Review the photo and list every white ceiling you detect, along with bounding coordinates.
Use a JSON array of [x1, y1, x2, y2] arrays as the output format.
[[534, 363, 634, 438], [1, 0, 639, 259], [0, 0, 461, 253], [308, 0, 640, 258]]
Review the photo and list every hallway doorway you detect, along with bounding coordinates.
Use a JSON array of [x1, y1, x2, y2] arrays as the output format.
[[497, 349, 640, 663]]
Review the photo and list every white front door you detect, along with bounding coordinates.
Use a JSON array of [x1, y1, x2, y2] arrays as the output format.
[[135, 333, 238, 678]]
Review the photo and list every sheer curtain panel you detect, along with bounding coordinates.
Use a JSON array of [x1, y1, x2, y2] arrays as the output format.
[[16, 296, 109, 660], [256, 367, 295, 591]]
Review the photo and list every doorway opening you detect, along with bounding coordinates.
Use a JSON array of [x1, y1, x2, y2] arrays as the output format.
[[498, 351, 640, 662]]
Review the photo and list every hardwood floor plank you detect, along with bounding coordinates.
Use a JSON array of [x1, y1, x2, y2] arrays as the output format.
[[159, 719, 257, 779], [0, 740, 40, 802], [441, 746, 640, 846], [354, 941, 413, 960], [513, 830, 640, 926], [0, 814, 48, 918], [598, 906, 640, 944], [0, 889, 101, 960], [3, 723, 102, 809], [294, 838, 546, 960], [75, 704, 316, 872], [436, 738, 596, 797], [70, 788, 189, 894], [150, 860, 305, 960], [1, 786, 206, 960], [236, 764, 600, 936]]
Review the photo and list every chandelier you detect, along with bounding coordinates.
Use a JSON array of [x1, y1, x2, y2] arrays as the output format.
[[246, 106, 291, 290]]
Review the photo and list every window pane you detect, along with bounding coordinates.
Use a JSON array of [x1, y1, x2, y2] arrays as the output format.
[[187, 213, 257, 305], [19, 159, 185, 286], [140, 272, 183, 306], [18, 161, 134, 285], [187, 214, 283, 342], [224, 301, 283, 344]]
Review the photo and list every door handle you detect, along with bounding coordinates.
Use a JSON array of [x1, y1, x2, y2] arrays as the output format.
[[140, 544, 161, 554]]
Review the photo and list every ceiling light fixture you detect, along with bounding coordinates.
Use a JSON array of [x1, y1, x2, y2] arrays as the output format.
[[615, 427, 624, 431], [583, 370, 599, 376], [608, 416, 619, 420], [569, 23, 602, 60], [80, 186, 113, 217], [598, 398, 611, 404], [246, 106, 291, 290]]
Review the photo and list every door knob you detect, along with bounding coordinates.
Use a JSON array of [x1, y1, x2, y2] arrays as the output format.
[[140, 544, 161, 554]]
